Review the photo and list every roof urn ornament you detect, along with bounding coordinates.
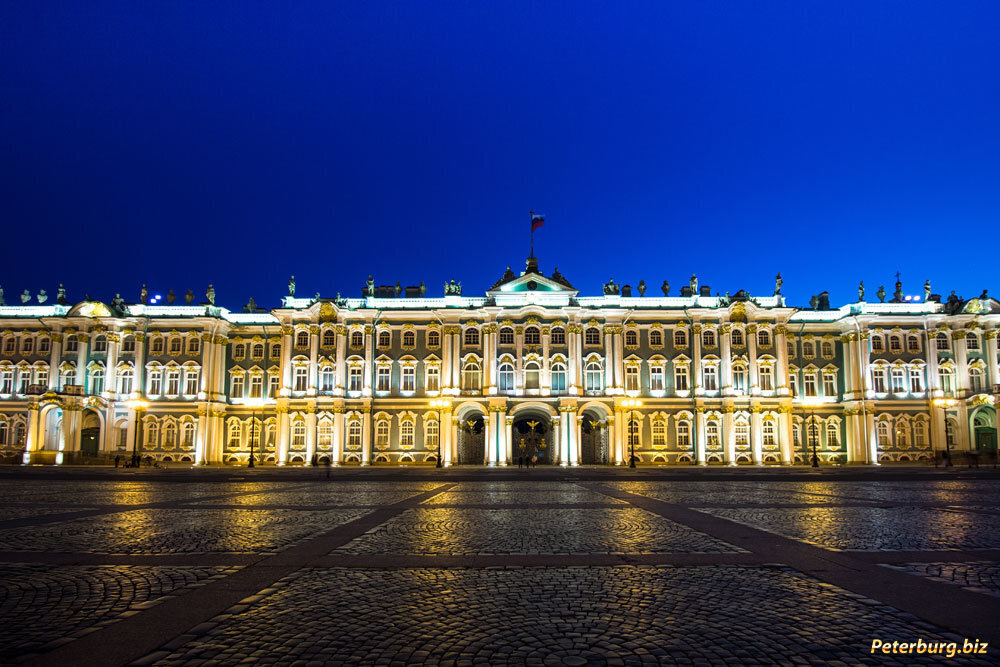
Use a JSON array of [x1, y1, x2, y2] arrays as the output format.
[[288, 275, 296, 298], [57, 284, 67, 305], [36, 289, 47, 304], [206, 284, 215, 306], [395, 281, 402, 297], [185, 290, 194, 305], [661, 279, 670, 297], [0, 285, 5, 306], [637, 280, 646, 297], [893, 272, 903, 302], [167, 289, 176, 305], [419, 281, 426, 297], [774, 272, 783, 296], [876, 285, 886, 303], [20, 289, 30, 305], [140, 284, 148, 304]]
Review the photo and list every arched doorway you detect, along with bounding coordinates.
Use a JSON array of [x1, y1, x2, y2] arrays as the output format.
[[580, 412, 609, 464], [80, 409, 102, 457], [971, 406, 997, 452], [42, 407, 63, 452], [457, 414, 485, 464], [512, 413, 553, 464]]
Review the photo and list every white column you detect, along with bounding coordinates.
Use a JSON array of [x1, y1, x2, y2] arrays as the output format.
[[333, 408, 345, 464], [574, 326, 584, 392], [308, 326, 320, 396], [747, 324, 759, 395], [778, 410, 792, 464], [75, 334, 88, 385], [361, 407, 372, 464], [692, 324, 703, 396], [277, 409, 289, 464], [954, 331, 970, 395], [542, 329, 551, 391], [105, 334, 119, 397], [567, 324, 578, 394], [603, 327, 614, 391], [751, 409, 763, 465], [505, 416, 514, 464], [574, 413, 583, 465], [195, 409, 209, 464], [925, 328, 940, 397], [306, 409, 317, 463], [441, 327, 451, 393], [482, 325, 492, 390], [199, 333, 213, 395], [280, 327, 293, 395], [486, 409, 497, 464], [723, 409, 735, 464], [720, 325, 733, 395], [695, 409, 706, 464], [614, 330, 624, 391], [48, 334, 63, 390], [453, 330, 462, 392], [135, 333, 147, 394], [362, 326, 374, 397], [335, 326, 347, 395], [986, 331, 999, 390], [775, 326, 790, 396]]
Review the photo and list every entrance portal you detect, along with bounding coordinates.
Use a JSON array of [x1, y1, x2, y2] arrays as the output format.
[[513, 416, 552, 464], [81, 410, 101, 457], [457, 415, 485, 464], [580, 415, 608, 464], [972, 408, 998, 453]]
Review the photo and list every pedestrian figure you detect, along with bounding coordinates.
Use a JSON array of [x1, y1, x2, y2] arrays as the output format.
[[531, 455, 538, 468], [518, 455, 523, 468], [114, 455, 121, 468], [311, 453, 318, 467]]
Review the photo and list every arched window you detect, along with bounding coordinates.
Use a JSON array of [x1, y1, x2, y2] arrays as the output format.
[[187, 337, 200, 355], [270, 343, 281, 359], [702, 330, 715, 347], [939, 368, 955, 395], [402, 331, 416, 347], [550, 362, 567, 394], [462, 361, 481, 391], [252, 343, 264, 359], [378, 330, 391, 348], [182, 422, 195, 448], [585, 361, 603, 392], [147, 421, 160, 447], [677, 420, 691, 447], [821, 340, 834, 357], [802, 340, 815, 357], [427, 330, 440, 347], [967, 333, 980, 350], [651, 418, 666, 446], [499, 328, 514, 345], [318, 422, 333, 447], [121, 335, 135, 353], [649, 330, 663, 347], [524, 361, 540, 390], [735, 422, 750, 445], [320, 367, 335, 392], [876, 420, 890, 446], [625, 330, 638, 347], [348, 420, 362, 447], [322, 330, 336, 347], [118, 368, 134, 395], [524, 327, 540, 345], [425, 419, 439, 448], [0, 421, 8, 445], [350, 331, 364, 348], [89, 368, 105, 394], [169, 337, 182, 354], [400, 419, 415, 447], [464, 328, 480, 346], [762, 420, 776, 446], [375, 419, 390, 446], [889, 335, 902, 353], [907, 335, 920, 352], [627, 417, 640, 447], [758, 329, 771, 347], [807, 421, 820, 447], [673, 329, 687, 347], [93, 335, 108, 352], [550, 328, 566, 345], [292, 421, 306, 447], [295, 331, 309, 348], [936, 333, 949, 350], [498, 363, 515, 392], [970, 367, 985, 393], [584, 327, 600, 345], [826, 422, 840, 447], [13, 422, 25, 446], [706, 420, 720, 446], [233, 343, 246, 359], [163, 422, 177, 447], [914, 420, 928, 446], [731, 329, 744, 346]]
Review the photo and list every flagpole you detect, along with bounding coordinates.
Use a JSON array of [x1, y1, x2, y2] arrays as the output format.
[[529, 210, 534, 258]]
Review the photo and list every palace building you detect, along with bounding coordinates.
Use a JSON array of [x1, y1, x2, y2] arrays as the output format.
[[0, 256, 997, 467]]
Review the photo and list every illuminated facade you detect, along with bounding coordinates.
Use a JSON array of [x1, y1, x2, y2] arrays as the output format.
[[1, 258, 998, 466]]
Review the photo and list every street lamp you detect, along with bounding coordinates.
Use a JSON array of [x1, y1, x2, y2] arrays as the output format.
[[430, 398, 451, 468], [932, 397, 958, 467], [622, 398, 642, 468], [800, 397, 824, 468], [126, 398, 149, 468], [246, 397, 265, 468]]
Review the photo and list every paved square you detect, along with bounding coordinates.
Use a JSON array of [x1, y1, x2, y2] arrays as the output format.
[[0, 563, 237, 662], [333, 507, 744, 554], [610, 481, 848, 506], [148, 566, 970, 666], [696, 506, 1000, 551], [0, 508, 367, 554], [884, 561, 1000, 597], [422, 488, 626, 505]]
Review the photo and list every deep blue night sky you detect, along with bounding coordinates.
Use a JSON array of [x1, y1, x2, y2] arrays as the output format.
[[2, 2, 998, 309]]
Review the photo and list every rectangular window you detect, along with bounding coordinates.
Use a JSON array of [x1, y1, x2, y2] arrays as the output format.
[[703, 366, 717, 391], [790, 374, 798, 397], [625, 366, 640, 392], [804, 374, 818, 396], [759, 366, 774, 391], [735, 423, 749, 445], [149, 371, 162, 396], [294, 366, 308, 392], [320, 368, 334, 392], [349, 367, 363, 393], [249, 375, 263, 398], [318, 423, 333, 447], [650, 366, 664, 392], [65, 338, 78, 353], [0, 371, 12, 394], [872, 369, 886, 393], [890, 369, 905, 393], [375, 421, 389, 446], [230, 374, 244, 398], [39, 338, 51, 354], [166, 371, 180, 395], [426, 366, 440, 392], [909, 368, 924, 393], [706, 423, 720, 446], [376, 366, 390, 392], [823, 373, 836, 396], [185, 371, 199, 395], [292, 423, 306, 447], [551, 366, 566, 393], [23, 338, 34, 354], [401, 366, 415, 392], [674, 366, 689, 391], [268, 375, 280, 398]]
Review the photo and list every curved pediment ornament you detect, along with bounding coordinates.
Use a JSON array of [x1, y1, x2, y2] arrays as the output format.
[[963, 297, 995, 315], [729, 302, 747, 322], [66, 301, 113, 318]]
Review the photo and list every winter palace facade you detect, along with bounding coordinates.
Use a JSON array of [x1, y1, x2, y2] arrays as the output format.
[[1, 257, 998, 467]]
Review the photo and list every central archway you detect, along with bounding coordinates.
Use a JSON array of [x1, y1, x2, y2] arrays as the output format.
[[80, 409, 102, 458], [510, 404, 556, 465]]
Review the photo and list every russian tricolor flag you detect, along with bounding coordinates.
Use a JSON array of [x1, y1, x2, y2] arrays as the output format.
[[531, 214, 545, 231]]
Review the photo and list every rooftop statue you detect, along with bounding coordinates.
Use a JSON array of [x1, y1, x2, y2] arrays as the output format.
[[395, 281, 402, 297], [690, 274, 698, 294], [0, 285, 5, 306], [288, 275, 296, 297], [57, 284, 67, 305], [924, 280, 931, 301], [37, 289, 47, 305], [774, 272, 783, 296], [206, 284, 215, 306], [366, 275, 375, 297], [140, 284, 148, 304], [858, 280, 865, 302]]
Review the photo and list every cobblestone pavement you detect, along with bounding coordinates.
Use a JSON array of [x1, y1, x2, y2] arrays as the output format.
[[0, 563, 237, 662], [696, 506, 1000, 551], [0, 508, 367, 554], [148, 566, 977, 666], [0, 471, 997, 665], [885, 561, 1000, 597], [333, 507, 744, 555]]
